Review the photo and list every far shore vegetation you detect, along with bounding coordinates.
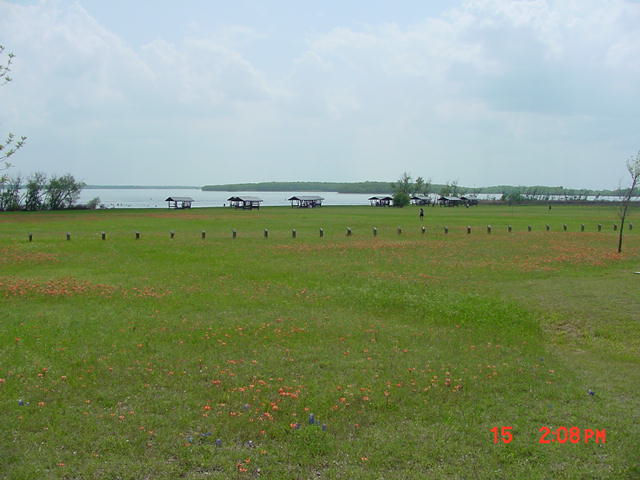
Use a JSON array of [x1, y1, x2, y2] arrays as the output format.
[[200, 181, 637, 198]]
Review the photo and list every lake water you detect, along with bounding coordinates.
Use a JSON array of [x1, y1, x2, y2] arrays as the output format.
[[79, 189, 633, 209], [79, 189, 388, 209]]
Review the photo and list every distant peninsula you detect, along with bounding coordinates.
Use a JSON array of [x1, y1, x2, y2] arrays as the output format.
[[201, 181, 624, 197], [86, 185, 199, 190], [202, 181, 394, 194]]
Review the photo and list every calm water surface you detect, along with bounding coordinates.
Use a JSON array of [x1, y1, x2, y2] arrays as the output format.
[[79, 189, 387, 209], [78, 189, 632, 209]]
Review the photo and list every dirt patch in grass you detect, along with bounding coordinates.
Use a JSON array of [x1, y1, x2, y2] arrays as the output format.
[[270, 240, 450, 253], [0, 276, 171, 299], [0, 247, 59, 265]]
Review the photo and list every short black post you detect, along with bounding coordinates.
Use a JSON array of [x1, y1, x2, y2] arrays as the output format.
[[613, 224, 617, 231], [421, 226, 426, 234], [508, 225, 512, 233], [170, 231, 175, 239], [201, 231, 206, 239], [444, 226, 448, 234], [28, 233, 32, 242], [66, 232, 71, 241], [563, 224, 567, 232], [264, 229, 268, 239], [373, 227, 377, 237], [581, 224, 584, 232], [598, 224, 602, 232], [528, 225, 532, 232], [487, 225, 492, 234], [546, 225, 550, 231], [629, 223, 633, 231], [292, 229, 296, 239], [232, 229, 237, 239], [397, 227, 402, 235], [101, 232, 106, 240], [136, 232, 140, 240], [467, 226, 471, 234], [319, 228, 324, 238], [346, 227, 352, 237]]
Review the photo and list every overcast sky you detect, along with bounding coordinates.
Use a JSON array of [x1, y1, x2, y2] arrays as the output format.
[[1, 0, 639, 188]]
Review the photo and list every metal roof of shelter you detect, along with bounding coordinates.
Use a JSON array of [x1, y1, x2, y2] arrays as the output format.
[[165, 196, 194, 202], [227, 196, 263, 202], [287, 195, 325, 201]]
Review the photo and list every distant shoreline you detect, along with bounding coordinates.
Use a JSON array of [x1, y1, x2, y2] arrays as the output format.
[[202, 182, 628, 197], [84, 182, 633, 197], [85, 185, 200, 190]]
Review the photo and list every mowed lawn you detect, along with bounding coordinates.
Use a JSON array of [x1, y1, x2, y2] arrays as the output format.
[[1, 205, 638, 479]]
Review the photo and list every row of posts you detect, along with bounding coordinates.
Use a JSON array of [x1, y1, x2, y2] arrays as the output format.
[[25, 223, 633, 242]]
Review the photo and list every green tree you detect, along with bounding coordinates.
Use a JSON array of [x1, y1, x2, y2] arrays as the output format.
[[391, 172, 413, 195], [392, 191, 410, 207], [86, 197, 101, 209], [421, 177, 432, 195], [46, 174, 85, 210], [0, 174, 22, 211], [450, 180, 459, 196], [391, 172, 414, 207], [414, 176, 424, 195], [618, 151, 640, 253], [502, 191, 524, 204], [24, 171, 47, 211]]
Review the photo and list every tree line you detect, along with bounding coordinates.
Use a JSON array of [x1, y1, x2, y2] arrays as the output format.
[[202, 180, 635, 198], [0, 172, 96, 211]]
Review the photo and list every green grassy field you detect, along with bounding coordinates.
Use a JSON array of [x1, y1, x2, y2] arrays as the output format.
[[1, 204, 639, 479]]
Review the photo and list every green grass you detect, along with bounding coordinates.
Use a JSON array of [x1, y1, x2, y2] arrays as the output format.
[[1, 205, 639, 479]]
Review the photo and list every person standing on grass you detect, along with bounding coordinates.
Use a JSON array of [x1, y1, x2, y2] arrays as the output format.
[[419, 207, 424, 221]]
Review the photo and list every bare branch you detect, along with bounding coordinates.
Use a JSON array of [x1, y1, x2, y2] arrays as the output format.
[[617, 150, 640, 253]]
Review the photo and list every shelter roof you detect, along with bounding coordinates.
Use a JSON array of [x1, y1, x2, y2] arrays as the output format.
[[227, 196, 263, 202], [288, 195, 324, 201], [165, 196, 194, 202]]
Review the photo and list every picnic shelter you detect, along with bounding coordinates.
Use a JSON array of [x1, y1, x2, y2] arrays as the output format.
[[288, 195, 324, 208], [227, 196, 263, 210], [165, 196, 194, 209], [369, 195, 393, 207]]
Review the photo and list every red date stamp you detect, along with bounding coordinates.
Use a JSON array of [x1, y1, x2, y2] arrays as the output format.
[[491, 426, 606, 444]]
